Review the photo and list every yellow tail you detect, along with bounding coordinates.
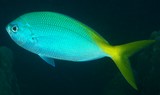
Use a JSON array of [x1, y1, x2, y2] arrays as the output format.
[[98, 40, 155, 90], [86, 26, 155, 90]]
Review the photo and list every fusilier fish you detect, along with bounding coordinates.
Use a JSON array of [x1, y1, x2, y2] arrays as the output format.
[[6, 11, 155, 90]]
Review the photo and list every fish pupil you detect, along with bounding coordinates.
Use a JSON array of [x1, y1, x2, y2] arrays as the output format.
[[11, 25, 18, 32]]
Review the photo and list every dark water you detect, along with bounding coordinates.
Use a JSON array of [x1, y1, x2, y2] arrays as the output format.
[[0, 0, 160, 95]]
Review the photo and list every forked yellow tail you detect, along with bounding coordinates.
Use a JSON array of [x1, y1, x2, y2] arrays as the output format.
[[97, 40, 155, 90], [86, 25, 155, 90], [105, 40, 155, 90]]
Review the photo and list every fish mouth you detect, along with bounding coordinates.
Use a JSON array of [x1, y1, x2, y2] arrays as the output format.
[[6, 24, 11, 34]]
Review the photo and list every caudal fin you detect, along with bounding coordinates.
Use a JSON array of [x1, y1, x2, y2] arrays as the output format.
[[101, 40, 155, 90]]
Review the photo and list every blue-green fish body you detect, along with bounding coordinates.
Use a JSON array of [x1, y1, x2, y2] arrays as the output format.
[[6, 12, 155, 90], [7, 12, 107, 61]]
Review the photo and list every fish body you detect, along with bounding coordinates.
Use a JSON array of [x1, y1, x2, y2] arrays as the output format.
[[6, 12, 108, 61], [6, 11, 155, 90]]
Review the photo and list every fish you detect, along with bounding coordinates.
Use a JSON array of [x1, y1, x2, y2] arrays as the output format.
[[6, 11, 155, 90]]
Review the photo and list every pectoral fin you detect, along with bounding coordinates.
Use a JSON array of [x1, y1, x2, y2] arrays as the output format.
[[39, 55, 55, 67]]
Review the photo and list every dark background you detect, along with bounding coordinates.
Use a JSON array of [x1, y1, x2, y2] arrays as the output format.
[[0, 0, 160, 95]]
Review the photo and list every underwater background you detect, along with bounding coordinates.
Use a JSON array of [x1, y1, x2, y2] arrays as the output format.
[[0, 0, 160, 95]]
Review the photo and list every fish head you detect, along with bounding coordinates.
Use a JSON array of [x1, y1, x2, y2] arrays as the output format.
[[6, 16, 35, 48]]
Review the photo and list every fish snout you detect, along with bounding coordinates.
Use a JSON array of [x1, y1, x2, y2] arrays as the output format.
[[6, 25, 11, 34]]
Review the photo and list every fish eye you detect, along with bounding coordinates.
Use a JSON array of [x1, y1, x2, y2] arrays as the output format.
[[11, 25, 18, 33]]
